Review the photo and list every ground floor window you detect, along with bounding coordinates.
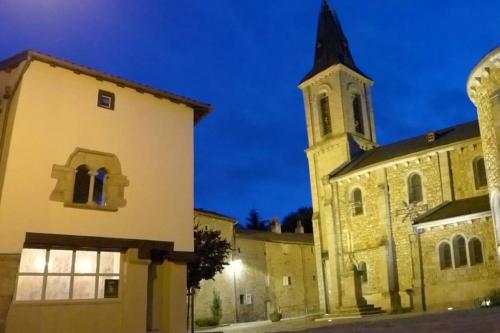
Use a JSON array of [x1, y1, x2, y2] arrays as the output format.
[[16, 248, 121, 301]]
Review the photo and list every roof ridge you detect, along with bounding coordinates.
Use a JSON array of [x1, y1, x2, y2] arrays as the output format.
[[378, 119, 478, 149], [0, 49, 212, 124]]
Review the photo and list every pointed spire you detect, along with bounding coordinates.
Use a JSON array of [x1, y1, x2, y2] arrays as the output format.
[[301, 0, 366, 83]]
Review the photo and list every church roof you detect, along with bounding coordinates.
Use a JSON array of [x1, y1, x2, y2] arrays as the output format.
[[301, 0, 367, 83], [330, 120, 480, 178], [236, 230, 313, 245], [0, 50, 212, 124], [413, 195, 490, 224]]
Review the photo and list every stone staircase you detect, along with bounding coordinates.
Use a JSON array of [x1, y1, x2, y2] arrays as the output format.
[[314, 304, 385, 321]]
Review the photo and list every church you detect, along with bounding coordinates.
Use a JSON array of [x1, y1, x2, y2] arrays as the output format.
[[301, 1, 500, 315]]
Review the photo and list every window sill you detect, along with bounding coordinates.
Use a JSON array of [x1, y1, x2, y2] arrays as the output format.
[[64, 202, 118, 212]]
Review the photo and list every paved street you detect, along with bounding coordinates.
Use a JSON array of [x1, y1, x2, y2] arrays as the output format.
[[197, 307, 500, 333]]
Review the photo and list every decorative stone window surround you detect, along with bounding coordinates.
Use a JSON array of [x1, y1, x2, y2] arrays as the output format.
[[314, 84, 333, 141], [349, 186, 364, 217], [405, 170, 426, 206], [51, 148, 129, 211], [472, 155, 488, 192], [435, 233, 484, 270]]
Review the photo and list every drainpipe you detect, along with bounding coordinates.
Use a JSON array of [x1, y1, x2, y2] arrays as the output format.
[[382, 168, 401, 311]]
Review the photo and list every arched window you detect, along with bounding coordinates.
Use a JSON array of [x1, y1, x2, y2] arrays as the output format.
[[452, 235, 467, 267], [357, 261, 367, 283], [438, 242, 452, 270], [468, 238, 483, 265], [473, 157, 487, 189], [93, 168, 108, 206], [352, 93, 364, 135], [408, 173, 423, 204], [73, 165, 90, 203], [319, 94, 332, 136], [51, 148, 129, 211], [351, 188, 363, 216]]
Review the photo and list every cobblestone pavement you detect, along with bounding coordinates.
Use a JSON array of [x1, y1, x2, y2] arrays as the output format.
[[197, 307, 500, 333]]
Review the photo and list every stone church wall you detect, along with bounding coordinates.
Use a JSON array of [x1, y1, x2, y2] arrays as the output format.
[[418, 217, 499, 310], [449, 142, 489, 200], [331, 139, 491, 311]]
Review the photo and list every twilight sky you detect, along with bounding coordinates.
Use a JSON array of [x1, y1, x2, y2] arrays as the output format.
[[0, 1, 498, 224]]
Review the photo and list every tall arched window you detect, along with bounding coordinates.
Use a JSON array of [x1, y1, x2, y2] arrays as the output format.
[[473, 157, 487, 189], [438, 242, 452, 270], [351, 188, 363, 216], [73, 165, 90, 203], [358, 261, 367, 283], [408, 173, 423, 204], [93, 168, 108, 206], [452, 235, 467, 267], [319, 94, 332, 136], [468, 238, 483, 265], [352, 93, 364, 135]]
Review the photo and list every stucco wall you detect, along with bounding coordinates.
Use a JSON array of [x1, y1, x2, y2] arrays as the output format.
[[0, 60, 194, 253]]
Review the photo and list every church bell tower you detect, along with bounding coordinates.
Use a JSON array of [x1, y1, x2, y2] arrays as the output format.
[[299, 0, 376, 313]]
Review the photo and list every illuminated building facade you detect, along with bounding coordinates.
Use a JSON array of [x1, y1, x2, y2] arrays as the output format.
[[0, 50, 211, 333], [301, 1, 500, 316], [193, 209, 319, 323]]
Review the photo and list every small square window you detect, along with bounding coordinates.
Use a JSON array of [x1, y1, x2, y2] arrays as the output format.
[[283, 276, 292, 286], [98, 90, 115, 110]]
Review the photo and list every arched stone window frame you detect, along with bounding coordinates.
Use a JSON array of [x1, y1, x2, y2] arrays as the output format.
[[436, 234, 486, 270], [451, 233, 468, 268], [406, 171, 425, 205], [50, 148, 129, 211], [316, 85, 333, 138], [347, 83, 366, 136], [436, 240, 453, 270], [472, 155, 488, 191], [357, 261, 368, 283], [467, 236, 484, 266], [349, 186, 364, 217]]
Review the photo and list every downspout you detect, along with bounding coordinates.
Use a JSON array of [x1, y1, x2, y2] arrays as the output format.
[[416, 229, 427, 311], [232, 220, 239, 323], [332, 179, 344, 309], [382, 167, 401, 311]]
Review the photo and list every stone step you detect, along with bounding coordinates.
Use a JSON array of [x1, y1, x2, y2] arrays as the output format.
[[314, 304, 385, 321]]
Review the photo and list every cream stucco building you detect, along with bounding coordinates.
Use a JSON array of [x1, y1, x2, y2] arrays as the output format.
[[0, 50, 211, 333], [193, 209, 319, 324], [301, 1, 500, 316]]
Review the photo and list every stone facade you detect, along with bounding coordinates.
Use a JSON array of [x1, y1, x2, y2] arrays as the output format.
[[468, 47, 500, 254], [300, 2, 500, 317], [0, 255, 19, 333], [193, 211, 320, 324], [193, 209, 237, 324]]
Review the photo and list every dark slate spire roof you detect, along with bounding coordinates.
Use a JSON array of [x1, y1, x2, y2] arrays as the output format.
[[301, 0, 367, 83]]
